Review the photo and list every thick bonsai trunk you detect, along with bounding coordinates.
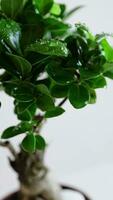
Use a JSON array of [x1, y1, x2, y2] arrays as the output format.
[[9, 149, 63, 200], [1, 142, 91, 200]]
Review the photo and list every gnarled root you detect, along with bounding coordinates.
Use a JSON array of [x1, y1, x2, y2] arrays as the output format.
[[6, 149, 91, 200]]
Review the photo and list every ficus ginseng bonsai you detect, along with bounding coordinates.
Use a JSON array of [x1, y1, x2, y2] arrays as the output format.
[[0, 0, 113, 200]]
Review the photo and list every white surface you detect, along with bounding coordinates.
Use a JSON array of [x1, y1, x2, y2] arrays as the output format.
[[1, 0, 113, 199]]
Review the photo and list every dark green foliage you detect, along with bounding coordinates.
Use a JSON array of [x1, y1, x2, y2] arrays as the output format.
[[33, 0, 53, 15], [45, 106, 65, 118], [0, 19, 21, 53], [1, 0, 25, 18], [21, 133, 36, 153], [1, 121, 34, 139], [35, 135, 46, 150], [25, 39, 69, 57], [68, 84, 90, 109], [0, 0, 113, 152], [46, 61, 76, 85]]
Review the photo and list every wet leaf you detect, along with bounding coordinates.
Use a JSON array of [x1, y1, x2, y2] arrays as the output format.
[[0, 19, 21, 52], [25, 39, 69, 57]]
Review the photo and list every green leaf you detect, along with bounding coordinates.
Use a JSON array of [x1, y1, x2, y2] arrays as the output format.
[[1, 0, 24, 18], [87, 76, 107, 89], [18, 121, 33, 132], [50, 3, 61, 16], [12, 82, 35, 102], [15, 102, 37, 121], [50, 84, 68, 98], [3, 80, 19, 96], [17, 110, 32, 121], [35, 135, 46, 150], [36, 84, 54, 111], [103, 62, 113, 79], [1, 125, 23, 139], [1, 127, 16, 139], [33, 0, 53, 15], [44, 17, 70, 37], [7, 54, 32, 78], [45, 106, 65, 118], [0, 19, 21, 52], [36, 95, 54, 111], [1, 121, 34, 139], [102, 62, 113, 73], [46, 62, 75, 85], [89, 89, 97, 104], [104, 69, 113, 79], [80, 68, 102, 80], [25, 39, 69, 57], [15, 100, 35, 114], [21, 133, 36, 153], [36, 84, 51, 97], [101, 38, 113, 62], [68, 84, 90, 109], [20, 4, 45, 48]]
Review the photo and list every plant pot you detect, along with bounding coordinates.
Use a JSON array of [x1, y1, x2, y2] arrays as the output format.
[[2, 192, 19, 200], [2, 186, 91, 200]]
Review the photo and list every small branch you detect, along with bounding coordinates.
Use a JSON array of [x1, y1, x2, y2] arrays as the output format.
[[34, 114, 47, 134], [32, 56, 51, 66], [58, 97, 67, 107], [0, 141, 17, 157]]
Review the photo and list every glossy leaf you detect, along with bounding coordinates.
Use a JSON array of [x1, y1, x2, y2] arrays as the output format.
[[35, 135, 46, 150], [1, 121, 34, 139], [68, 84, 90, 109], [0, 19, 21, 52], [33, 0, 53, 15], [46, 62, 75, 85], [50, 84, 69, 98], [104, 69, 113, 79], [12, 82, 35, 102], [21, 133, 36, 153], [87, 76, 107, 89], [101, 38, 113, 62], [25, 39, 69, 57], [102, 62, 113, 73], [44, 17, 70, 37], [50, 3, 61, 16], [1, 0, 24, 18], [89, 89, 97, 104], [15, 100, 35, 114], [36, 84, 54, 111], [7, 54, 32, 77], [15, 102, 37, 121], [45, 106, 65, 118]]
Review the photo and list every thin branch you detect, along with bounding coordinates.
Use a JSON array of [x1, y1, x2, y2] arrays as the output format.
[[64, 5, 85, 20], [32, 56, 51, 67], [0, 141, 17, 157], [61, 184, 91, 200], [58, 97, 67, 107], [34, 114, 47, 134]]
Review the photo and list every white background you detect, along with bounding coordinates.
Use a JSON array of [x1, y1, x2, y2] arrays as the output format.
[[1, 0, 113, 199]]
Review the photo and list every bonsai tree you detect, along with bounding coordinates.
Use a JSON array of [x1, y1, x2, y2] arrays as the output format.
[[0, 0, 113, 200]]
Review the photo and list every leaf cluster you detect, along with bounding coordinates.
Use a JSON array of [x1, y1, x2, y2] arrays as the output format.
[[0, 0, 113, 152]]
